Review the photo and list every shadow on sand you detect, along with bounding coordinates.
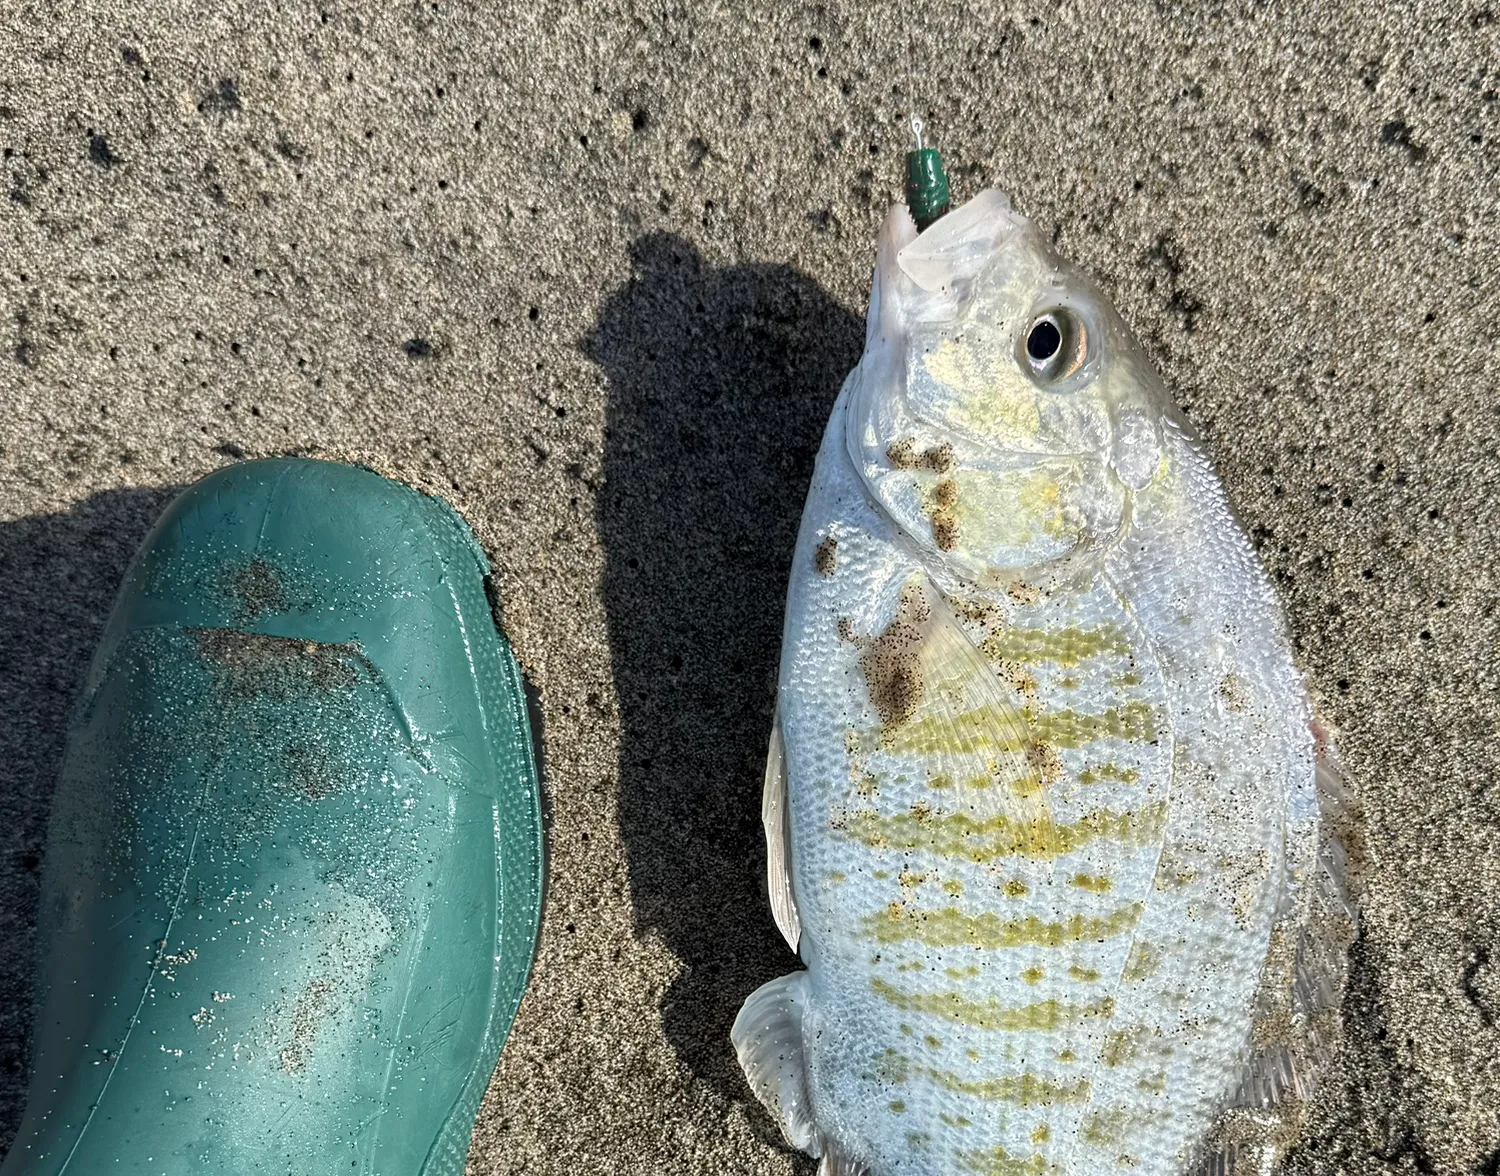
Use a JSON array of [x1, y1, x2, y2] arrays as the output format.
[[586, 233, 862, 1117], [0, 484, 181, 1154]]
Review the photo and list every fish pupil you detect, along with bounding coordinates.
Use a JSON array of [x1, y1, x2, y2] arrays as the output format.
[[1027, 318, 1062, 363]]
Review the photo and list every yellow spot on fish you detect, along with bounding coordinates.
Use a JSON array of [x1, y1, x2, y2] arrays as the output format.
[[946, 964, 980, 980], [1070, 873, 1114, 893], [1138, 1071, 1168, 1094], [1069, 965, 1102, 982], [1123, 941, 1162, 983], [871, 977, 1116, 1030], [911, 801, 934, 822], [940, 1112, 974, 1129], [827, 871, 847, 884], [899, 961, 926, 974], [944, 879, 965, 896], [873, 870, 891, 880], [924, 1034, 943, 1050], [889, 1100, 907, 1114], [1021, 967, 1045, 985], [929, 773, 954, 790], [1101, 1027, 1147, 1067], [899, 870, 928, 889], [1058, 1049, 1078, 1063], [1004, 879, 1030, 898], [842, 802, 1168, 864], [1079, 762, 1142, 786], [1031, 1125, 1052, 1146], [1110, 672, 1144, 687], [1084, 1112, 1127, 1146]]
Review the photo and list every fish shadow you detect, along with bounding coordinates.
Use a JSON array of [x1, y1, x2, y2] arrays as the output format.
[[0, 483, 181, 1156], [586, 234, 862, 1124]]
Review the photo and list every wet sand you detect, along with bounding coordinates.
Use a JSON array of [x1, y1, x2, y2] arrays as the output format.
[[2, 3, 1498, 1172]]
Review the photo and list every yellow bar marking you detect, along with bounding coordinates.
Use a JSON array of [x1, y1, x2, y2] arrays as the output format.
[[840, 802, 1168, 863], [882, 700, 1157, 758], [1021, 967, 1045, 985], [1123, 942, 1162, 983], [877, 1048, 1089, 1107], [868, 902, 1144, 949], [958, 1145, 1060, 1175], [872, 977, 1116, 1030], [980, 624, 1131, 668]]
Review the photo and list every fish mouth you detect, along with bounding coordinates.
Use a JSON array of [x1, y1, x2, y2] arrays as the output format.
[[894, 189, 1024, 298], [864, 190, 1026, 348]]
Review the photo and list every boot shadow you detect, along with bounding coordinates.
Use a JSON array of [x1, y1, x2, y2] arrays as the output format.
[[0, 483, 182, 1154], [586, 233, 862, 1120]]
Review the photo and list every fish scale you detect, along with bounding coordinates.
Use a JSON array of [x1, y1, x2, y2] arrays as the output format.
[[734, 181, 1352, 1176]]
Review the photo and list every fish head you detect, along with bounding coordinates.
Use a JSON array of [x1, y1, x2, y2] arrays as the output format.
[[847, 190, 1179, 587]]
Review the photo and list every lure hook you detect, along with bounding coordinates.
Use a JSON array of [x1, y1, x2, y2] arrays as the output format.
[[904, 117, 950, 232]]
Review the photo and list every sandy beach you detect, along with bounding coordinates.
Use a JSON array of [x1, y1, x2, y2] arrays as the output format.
[[2, 2, 1498, 1172]]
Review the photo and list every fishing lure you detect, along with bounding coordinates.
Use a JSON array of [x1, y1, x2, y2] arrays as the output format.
[[733, 136, 1355, 1176]]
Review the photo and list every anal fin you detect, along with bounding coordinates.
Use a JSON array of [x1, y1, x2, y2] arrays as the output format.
[[762, 711, 801, 954]]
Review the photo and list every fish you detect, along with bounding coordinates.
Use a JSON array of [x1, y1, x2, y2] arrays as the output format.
[[732, 182, 1357, 1176]]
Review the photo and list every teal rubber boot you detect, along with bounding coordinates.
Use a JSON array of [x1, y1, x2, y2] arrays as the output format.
[[1, 459, 545, 1175]]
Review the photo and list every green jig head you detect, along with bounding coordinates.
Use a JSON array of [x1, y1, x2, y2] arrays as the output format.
[[904, 118, 950, 232]]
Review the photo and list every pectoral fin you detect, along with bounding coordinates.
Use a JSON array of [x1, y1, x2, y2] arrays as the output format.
[[875, 577, 1052, 834], [762, 710, 801, 954]]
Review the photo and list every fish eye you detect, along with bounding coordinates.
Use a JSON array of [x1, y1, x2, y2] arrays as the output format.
[[1022, 308, 1088, 384]]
